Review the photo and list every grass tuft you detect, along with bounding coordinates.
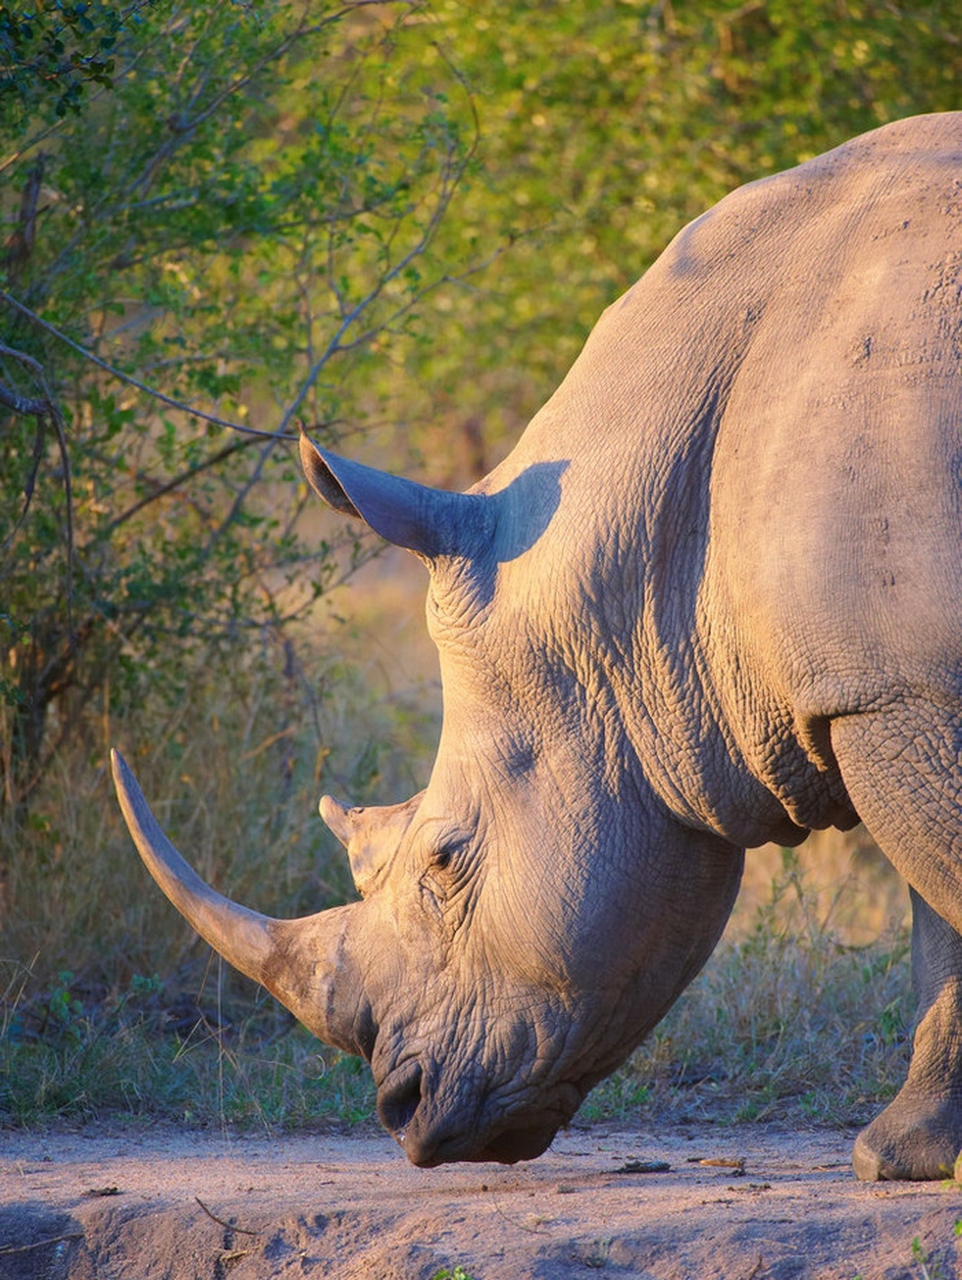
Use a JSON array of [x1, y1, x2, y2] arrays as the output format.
[[585, 847, 912, 1129]]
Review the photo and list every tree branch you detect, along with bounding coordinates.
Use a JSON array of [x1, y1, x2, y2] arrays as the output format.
[[0, 290, 288, 440], [90, 437, 255, 543], [0, 381, 49, 417]]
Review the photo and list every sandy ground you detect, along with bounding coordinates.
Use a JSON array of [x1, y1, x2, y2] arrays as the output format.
[[2, 1122, 962, 1279]]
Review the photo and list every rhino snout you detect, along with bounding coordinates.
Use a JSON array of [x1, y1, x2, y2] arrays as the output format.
[[376, 1059, 567, 1167], [377, 1059, 424, 1147]]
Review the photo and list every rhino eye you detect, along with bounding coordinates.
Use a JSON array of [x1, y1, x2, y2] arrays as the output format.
[[431, 846, 455, 871]]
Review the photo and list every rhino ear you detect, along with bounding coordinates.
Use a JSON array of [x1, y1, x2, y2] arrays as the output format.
[[299, 431, 490, 559]]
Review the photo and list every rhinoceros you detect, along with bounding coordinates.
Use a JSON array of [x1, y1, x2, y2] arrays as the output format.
[[113, 111, 962, 1180]]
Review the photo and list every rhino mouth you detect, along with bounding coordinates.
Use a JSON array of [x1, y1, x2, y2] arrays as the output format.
[[403, 1109, 560, 1168], [470, 1120, 559, 1165], [376, 1057, 574, 1167]]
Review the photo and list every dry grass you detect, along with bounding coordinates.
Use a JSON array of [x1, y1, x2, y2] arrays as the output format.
[[0, 629, 431, 1128], [0, 624, 914, 1135]]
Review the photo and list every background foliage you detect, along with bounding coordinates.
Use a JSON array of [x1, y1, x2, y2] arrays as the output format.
[[1, 0, 960, 1127], [393, 1, 962, 481]]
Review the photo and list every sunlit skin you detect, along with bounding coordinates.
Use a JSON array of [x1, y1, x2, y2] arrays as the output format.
[[117, 114, 962, 1178]]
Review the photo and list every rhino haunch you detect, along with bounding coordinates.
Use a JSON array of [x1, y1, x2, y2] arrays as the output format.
[[115, 112, 962, 1179]]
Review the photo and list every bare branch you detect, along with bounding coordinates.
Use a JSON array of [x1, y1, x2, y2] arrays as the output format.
[[0, 289, 287, 440], [0, 345, 74, 617], [0, 1233, 85, 1258], [201, 434, 280, 561], [0, 381, 49, 417], [0, 342, 46, 381], [280, 100, 482, 430], [89, 437, 255, 543]]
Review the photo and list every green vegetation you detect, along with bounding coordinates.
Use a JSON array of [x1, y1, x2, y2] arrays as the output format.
[[1, 966, 377, 1128], [0, 2, 143, 120], [0, 0, 481, 820], [2, 830, 912, 1132], [2, 2, 959, 1130], [909, 1226, 962, 1280]]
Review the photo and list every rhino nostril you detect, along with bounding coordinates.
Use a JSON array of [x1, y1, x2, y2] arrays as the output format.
[[378, 1063, 423, 1140]]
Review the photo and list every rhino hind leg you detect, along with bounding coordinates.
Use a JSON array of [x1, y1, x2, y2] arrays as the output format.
[[831, 709, 962, 1181]]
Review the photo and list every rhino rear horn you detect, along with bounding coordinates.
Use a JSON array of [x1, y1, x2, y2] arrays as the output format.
[[299, 431, 492, 559], [320, 791, 425, 897]]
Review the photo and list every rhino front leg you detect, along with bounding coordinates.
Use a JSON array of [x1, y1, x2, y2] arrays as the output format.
[[831, 707, 962, 1180], [853, 889, 962, 1181]]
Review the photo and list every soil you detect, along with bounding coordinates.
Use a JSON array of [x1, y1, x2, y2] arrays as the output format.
[[2, 1121, 962, 1279]]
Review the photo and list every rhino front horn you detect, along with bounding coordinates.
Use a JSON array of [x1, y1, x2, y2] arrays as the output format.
[[111, 749, 362, 1054]]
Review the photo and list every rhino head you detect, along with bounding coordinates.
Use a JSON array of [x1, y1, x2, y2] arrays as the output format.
[[113, 431, 743, 1167]]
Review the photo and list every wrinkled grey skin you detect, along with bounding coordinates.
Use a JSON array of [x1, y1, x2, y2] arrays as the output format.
[[114, 112, 962, 1179]]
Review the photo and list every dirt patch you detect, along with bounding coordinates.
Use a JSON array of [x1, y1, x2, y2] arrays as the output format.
[[2, 1122, 961, 1279]]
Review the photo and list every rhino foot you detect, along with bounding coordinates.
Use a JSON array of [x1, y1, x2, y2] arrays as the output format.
[[853, 1092, 962, 1181]]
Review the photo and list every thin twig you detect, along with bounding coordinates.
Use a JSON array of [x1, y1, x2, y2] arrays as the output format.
[[195, 1195, 264, 1235], [0, 344, 75, 629], [0, 381, 49, 416], [0, 342, 47, 383], [201, 433, 280, 562], [0, 1232, 84, 1257], [91, 437, 254, 542], [744, 1255, 765, 1280]]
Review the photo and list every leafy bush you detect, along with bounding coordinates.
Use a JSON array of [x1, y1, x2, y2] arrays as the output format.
[[0, 0, 478, 817]]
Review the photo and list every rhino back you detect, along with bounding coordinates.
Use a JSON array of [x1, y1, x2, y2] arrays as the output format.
[[481, 112, 962, 847], [705, 114, 962, 810]]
